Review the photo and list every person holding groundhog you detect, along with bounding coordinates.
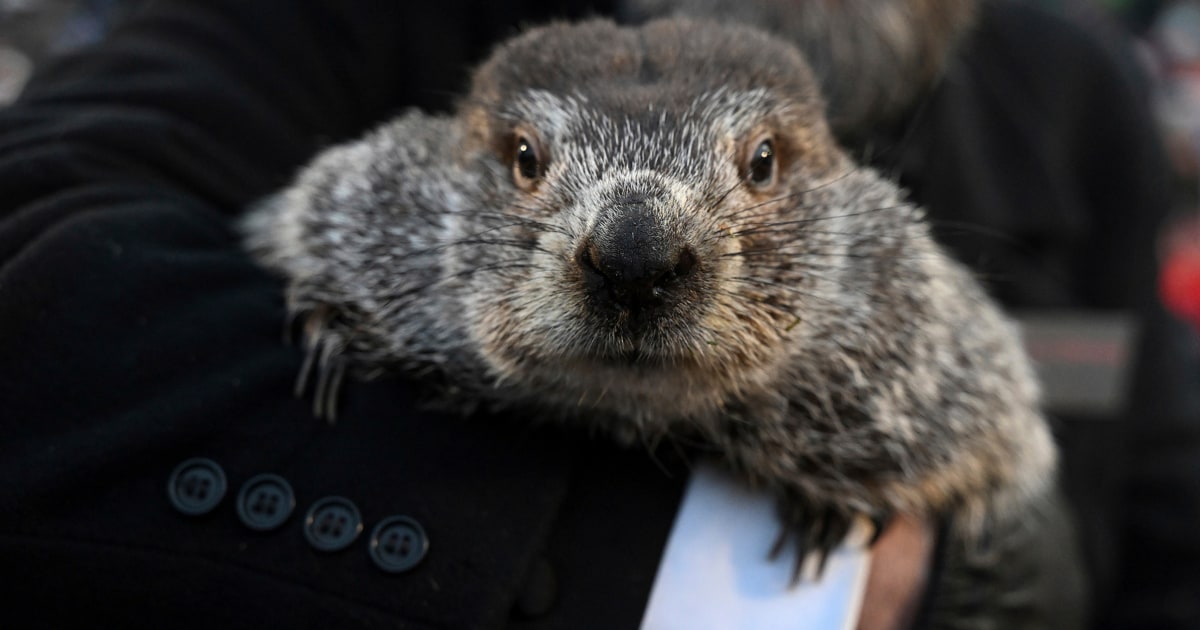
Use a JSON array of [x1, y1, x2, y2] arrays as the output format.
[[0, 1, 1193, 628]]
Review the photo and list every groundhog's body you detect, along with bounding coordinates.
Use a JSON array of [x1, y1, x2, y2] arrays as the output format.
[[245, 17, 1059, 627]]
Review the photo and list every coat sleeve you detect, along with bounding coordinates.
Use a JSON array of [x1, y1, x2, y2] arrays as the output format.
[[0, 0, 506, 219], [0, 3, 686, 629]]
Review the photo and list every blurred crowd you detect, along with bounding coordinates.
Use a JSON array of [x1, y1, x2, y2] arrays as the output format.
[[1137, 1, 1200, 329], [0, 0, 129, 103]]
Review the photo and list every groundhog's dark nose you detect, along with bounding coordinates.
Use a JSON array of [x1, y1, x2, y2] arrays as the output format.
[[577, 202, 696, 313]]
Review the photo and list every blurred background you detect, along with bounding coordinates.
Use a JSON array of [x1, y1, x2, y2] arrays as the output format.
[[0, 0, 131, 104]]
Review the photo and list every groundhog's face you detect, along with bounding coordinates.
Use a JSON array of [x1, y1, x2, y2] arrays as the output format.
[[455, 19, 857, 420]]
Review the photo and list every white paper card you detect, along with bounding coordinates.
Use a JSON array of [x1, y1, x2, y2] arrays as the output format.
[[641, 463, 871, 630]]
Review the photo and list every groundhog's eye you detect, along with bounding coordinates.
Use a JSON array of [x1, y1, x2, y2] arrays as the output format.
[[746, 138, 776, 188], [513, 134, 543, 191]]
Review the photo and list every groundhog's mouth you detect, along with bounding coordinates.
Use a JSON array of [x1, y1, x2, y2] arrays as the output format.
[[561, 327, 717, 372], [585, 346, 673, 369]]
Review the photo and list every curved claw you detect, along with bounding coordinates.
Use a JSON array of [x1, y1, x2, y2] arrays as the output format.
[[772, 495, 892, 585], [313, 339, 346, 423], [282, 308, 302, 345], [294, 336, 318, 398], [869, 510, 894, 546], [290, 305, 348, 424]]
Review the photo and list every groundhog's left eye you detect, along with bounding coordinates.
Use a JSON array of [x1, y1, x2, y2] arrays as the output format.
[[746, 139, 775, 188], [512, 133, 544, 191]]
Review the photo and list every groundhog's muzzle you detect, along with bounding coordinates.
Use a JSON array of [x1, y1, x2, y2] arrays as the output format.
[[577, 193, 698, 318]]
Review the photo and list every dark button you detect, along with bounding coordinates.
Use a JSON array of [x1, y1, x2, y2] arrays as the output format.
[[514, 557, 558, 618], [368, 516, 429, 573], [236, 473, 296, 532], [303, 496, 363, 552], [167, 458, 227, 516]]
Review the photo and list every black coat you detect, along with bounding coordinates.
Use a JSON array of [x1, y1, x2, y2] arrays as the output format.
[[0, 1, 1194, 627]]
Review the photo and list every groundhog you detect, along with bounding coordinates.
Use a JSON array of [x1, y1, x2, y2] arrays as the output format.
[[243, 16, 1060, 626]]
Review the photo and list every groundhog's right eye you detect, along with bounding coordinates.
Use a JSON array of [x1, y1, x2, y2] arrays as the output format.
[[746, 138, 776, 189], [513, 135, 543, 191]]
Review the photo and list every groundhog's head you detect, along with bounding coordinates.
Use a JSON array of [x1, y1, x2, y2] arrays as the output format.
[[446, 19, 889, 423]]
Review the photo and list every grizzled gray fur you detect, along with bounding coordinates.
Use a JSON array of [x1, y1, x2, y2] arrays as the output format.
[[244, 17, 1059, 626]]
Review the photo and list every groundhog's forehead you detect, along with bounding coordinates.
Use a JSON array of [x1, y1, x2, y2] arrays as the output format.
[[470, 18, 822, 108]]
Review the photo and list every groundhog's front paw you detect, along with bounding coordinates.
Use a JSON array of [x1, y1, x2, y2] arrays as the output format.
[[771, 490, 891, 584], [287, 304, 349, 422]]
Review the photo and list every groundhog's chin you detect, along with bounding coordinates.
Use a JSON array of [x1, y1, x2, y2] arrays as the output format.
[[473, 286, 788, 418], [486, 328, 715, 374], [498, 320, 754, 372], [488, 351, 740, 422], [470, 313, 792, 423]]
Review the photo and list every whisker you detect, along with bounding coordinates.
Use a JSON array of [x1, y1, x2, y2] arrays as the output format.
[[713, 288, 799, 318], [374, 259, 538, 303], [438, 237, 554, 256], [725, 267, 887, 306], [717, 167, 861, 224], [477, 208, 571, 235], [724, 248, 936, 263], [372, 220, 546, 264], [701, 178, 746, 216], [728, 276, 846, 308], [725, 204, 914, 238]]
